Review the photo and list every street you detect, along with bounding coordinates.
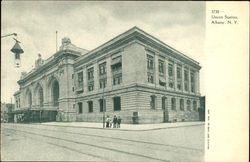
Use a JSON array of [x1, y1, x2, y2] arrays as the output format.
[[1, 123, 204, 161]]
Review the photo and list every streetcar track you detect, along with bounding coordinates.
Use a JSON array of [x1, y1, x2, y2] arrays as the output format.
[[4, 127, 169, 162], [5, 129, 109, 161], [3, 124, 203, 152]]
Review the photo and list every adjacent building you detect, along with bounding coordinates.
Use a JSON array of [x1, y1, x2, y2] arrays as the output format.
[[13, 27, 202, 124]]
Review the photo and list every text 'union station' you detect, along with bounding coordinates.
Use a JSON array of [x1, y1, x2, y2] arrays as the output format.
[[13, 27, 202, 124]]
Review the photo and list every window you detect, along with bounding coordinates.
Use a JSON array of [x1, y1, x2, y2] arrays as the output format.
[[77, 72, 83, 85], [99, 62, 106, 75], [162, 97, 166, 109], [150, 95, 156, 109], [99, 79, 107, 88], [88, 101, 93, 113], [168, 63, 173, 77], [177, 67, 182, 79], [191, 71, 195, 93], [72, 74, 74, 79], [184, 83, 189, 91], [158, 60, 164, 74], [171, 98, 176, 110], [184, 70, 189, 81], [113, 74, 122, 85], [87, 67, 94, 80], [147, 73, 154, 83], [177, 83, 182, 90], [112, 59, 122, 86], [193, 101, 197, 111], [180, 99, 184, 111], [78, 102, 83, 114], [169, 82, 174, 88], [88, 81, 94, 91], [99, 99, 105, 112], [147, 55, 154, 69], [187, 100, 191, 111], [113, 97, 121, 111]]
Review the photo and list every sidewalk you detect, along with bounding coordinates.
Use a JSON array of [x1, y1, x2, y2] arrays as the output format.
[[41, 121, 205, 131]]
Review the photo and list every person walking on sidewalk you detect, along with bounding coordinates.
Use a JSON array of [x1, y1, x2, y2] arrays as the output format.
[[109, 117, 113, 128], [106, 115, 110, 128], [113, 115, 118, 128], [117, 116, 122, 128]]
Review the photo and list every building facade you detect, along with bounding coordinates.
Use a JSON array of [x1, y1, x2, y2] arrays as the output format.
[[13, 27, 202, 124]]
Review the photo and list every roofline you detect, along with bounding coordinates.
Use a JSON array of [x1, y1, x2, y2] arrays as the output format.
[[75, 26, 200, 66]]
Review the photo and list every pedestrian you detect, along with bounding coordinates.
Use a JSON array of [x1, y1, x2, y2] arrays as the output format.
[[117, 116, 122, 128], [109, 117, 113, 128], [106, 115, 110, 128], [113, 115, 118, 128]]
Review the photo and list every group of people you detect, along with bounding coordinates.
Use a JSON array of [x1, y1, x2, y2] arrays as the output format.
[[105, 115, 121, 128]]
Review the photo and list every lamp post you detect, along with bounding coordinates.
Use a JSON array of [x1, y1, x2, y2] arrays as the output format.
[[1, 33, 24, 68], [102, 86, 105, 128]]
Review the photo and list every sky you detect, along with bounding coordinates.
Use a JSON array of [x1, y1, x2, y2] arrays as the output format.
[[1, 1, 205, 103]]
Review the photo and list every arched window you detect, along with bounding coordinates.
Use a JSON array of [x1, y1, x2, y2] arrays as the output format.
[[38, 86, 44, 107], [26, 90, 32, 108], [52, 80, 59, 106]]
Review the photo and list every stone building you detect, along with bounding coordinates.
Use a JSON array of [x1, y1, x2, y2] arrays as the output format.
[[13, 27, 202, 124]]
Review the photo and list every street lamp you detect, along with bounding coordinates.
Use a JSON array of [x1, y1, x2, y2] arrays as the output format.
[[11, 38, 24, 68], [1, 33, 24, 68]]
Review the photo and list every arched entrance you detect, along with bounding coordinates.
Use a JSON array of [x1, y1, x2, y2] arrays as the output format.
[[35, 84, 44, 107], [51, 80, 59, 106], [27, 90, 32, 108]]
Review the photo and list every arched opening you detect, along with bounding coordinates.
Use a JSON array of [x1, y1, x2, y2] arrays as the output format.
[[27, 90, 32, 108], [51, 80, 59, 106], [38, 86, 44, 107]]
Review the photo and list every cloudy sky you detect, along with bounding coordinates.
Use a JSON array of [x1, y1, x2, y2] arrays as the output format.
[[1, 1, 205, 103]]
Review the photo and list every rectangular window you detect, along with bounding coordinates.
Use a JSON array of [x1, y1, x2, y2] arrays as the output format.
[[158, 60, 164, 74], [88, 84, 94, 91], [191, 71, 195, 93], [77, 72, 83, 86], [187, 100, 191, 111], [185, 83, 189, 91], [168, 63, 173, 77], [193, 101, 197, 111], [177, 83, 182, 90], [113, 74, 122, 85], [150, 95, 156, 109], [78, 102, 83, 114], [147, 55, 154, 69], [99, 99, 105, 112], [184, 70, 189, 81], [87, 67, 94, 80], [99, 62, 106, 75], [171, 98, 176, 110], [88, 101, 93, 113], [147, 73, 154, 83], [177, 67, 182, 79], [113, 97, 121, 111], [169, 81, 174, 88], [162, 97, 166, 109], [99, 79, 107, 89], [180, 99, 184, 111]]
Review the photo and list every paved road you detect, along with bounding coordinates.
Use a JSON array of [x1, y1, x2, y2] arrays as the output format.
[[1, 123, 204, 161]]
